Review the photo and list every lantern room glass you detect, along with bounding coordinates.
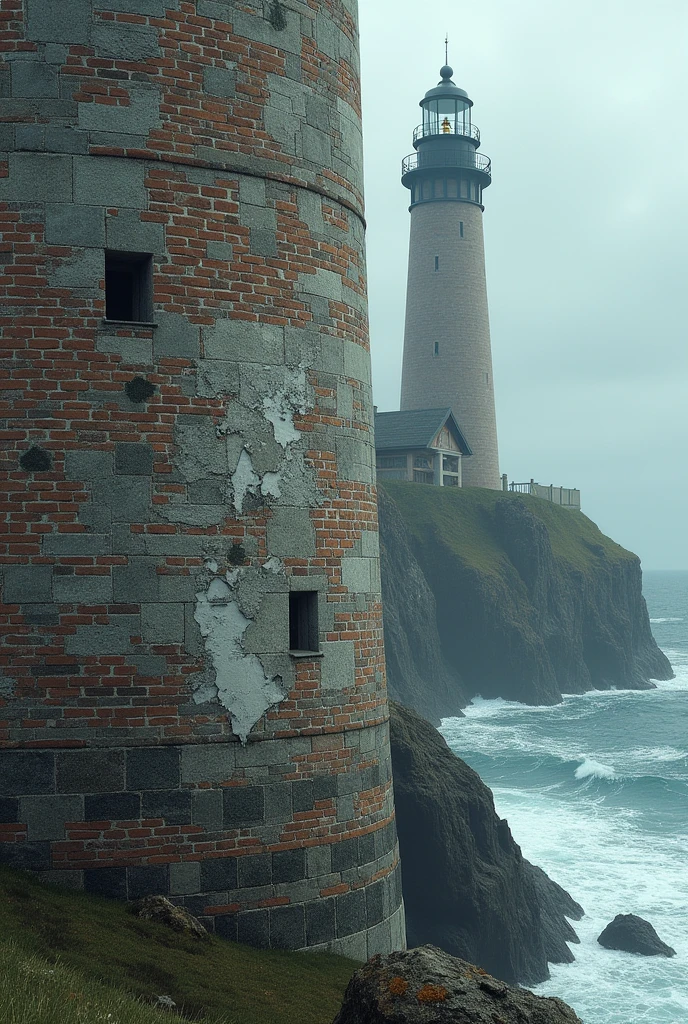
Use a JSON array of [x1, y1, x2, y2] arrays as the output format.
[[422, 97, 471, 137]]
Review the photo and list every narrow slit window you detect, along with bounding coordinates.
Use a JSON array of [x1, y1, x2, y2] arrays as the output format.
[[434, 255, 439, 271], [105, 251, 153, 323], [459, 222, 464, 238], [434, 342, 439, 356], [289, 591, 319, 653]]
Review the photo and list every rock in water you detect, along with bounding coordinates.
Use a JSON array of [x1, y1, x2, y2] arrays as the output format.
[[597, 914, 676, 957], [130, 896, 209, 940], [332, 945, 583, 1024], [390, 702, 584, 985]]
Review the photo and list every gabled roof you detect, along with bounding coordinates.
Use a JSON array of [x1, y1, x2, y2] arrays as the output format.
[[374, 408, 472, 456]]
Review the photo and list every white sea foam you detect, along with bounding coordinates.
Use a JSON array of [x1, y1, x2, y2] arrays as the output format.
[[649, 617, 684, 623], [574, 757, 616, 781]]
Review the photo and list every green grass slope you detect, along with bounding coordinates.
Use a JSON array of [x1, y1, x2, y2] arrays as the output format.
[[380, 482, 634, 576], [0, 866, 356, 1024]]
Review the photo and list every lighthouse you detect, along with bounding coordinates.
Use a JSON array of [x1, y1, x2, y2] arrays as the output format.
[[399, 64, 500, 489]]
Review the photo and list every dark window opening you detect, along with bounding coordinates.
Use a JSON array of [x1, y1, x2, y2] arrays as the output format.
[[434, 342, 439, 356], [105, 251, 153, 323], [460, 221, 464, 238], [289, 591, 319, 653], [434, 255, 439, 271]]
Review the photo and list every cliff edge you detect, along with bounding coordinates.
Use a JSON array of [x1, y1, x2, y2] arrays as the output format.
[[380, 483, 672, 714], [390, 702, 584, 986]]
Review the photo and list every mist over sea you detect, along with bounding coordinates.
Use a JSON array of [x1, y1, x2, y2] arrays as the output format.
[[441, 570, 688, 1024]]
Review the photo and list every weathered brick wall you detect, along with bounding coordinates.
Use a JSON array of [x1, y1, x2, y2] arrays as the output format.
[[400, 191, 500, 490], [0, 0, 405, 958]]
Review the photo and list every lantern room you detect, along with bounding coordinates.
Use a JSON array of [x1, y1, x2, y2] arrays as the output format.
[[420, 65, 473, 139]]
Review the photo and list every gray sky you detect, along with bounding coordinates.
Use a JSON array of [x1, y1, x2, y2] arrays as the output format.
[[359, 1, 688, 570]]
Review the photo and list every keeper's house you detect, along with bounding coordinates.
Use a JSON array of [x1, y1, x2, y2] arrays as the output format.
[[374, 408, 472, 487]]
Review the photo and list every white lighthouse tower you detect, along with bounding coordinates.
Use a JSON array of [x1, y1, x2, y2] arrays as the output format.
[[399, 64, 500, 489]]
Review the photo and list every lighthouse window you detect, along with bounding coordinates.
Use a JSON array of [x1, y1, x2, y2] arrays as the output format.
[[289, 591, 319, 654], [434, 256, 439, 272], [460, 222, 464, 238], [434, 342, 440, 356], [105, 251, 153, 324]]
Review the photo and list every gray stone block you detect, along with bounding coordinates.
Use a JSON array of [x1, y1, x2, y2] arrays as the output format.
[[11, 62, 58, 98], [250, 227, 278, 258], [53, 574, 113, 604], [47, 247, 103, 290], [272, 848, 305, 884], [46, 126, 88, 154], [142, 789, 192, 824], [79, 83, 160, 136], [319, 639, 355, 691], [91, 22, 160, 60], [96, 332, 152, 365], [267, 507, 315, 558], [44, 43, 69, 63], [128, 864, 169, 900], [0, 841, 51, 873], [43, 533, 111, 556], [63, 616, 139, 656], [106, 208, 165, 254], [113, 559, 161, 602], [270, 904, 305, 949], [341, 557, 371, 594], [306, 897, 336, 945], [202, 319, 284, 364], [0, 153, 72, 202], [223, 786, 264, 826], [203, 66, 236, 98], [126, 747, 180, 791], [39, 869, 84, 891], [141, 603, 184, 644], [242, 592, 290, 656], [238, 176, 265, 207], [19, 795, 83, 841], [153, 311, 200, 360], [169, 861, 201, 896], [192, 789, 223, 832], [237, 852, 271, 889], [115, 442, 154, 476], [64, 450, 114, 481], [336, 888, 366, 938], [84, 792, 140, 821], [237, 909, 269, 949], [74, 155, 146, 208], [200, 855, 237, 893], [26, 0, 91, 43], [206, 240, 233, 262], [56, 750, 125, 794], [235, 734, 310, 768], [45, 204, 105, 248], [0, 750, 55, 797], [366, 915, 392, 958], [158, 573, 200, 603], [302, 124, 332, 166], [181, 743, 235, 785], [97, 0, 165, 12], [3, 564, 53, 604], [92, 476, 151, 523], [264, 783, 292, 824]]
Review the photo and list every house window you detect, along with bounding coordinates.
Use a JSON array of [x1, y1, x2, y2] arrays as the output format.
[[434, 342, 439, 356], [289, 591, 319, 653], [413, 455, 432, 470], [105, 251, 153, 323], [443, 475, 459, 486], [413, 470, 434, 485], [378, 456, 407, 469], [443, 455, 459, 473]]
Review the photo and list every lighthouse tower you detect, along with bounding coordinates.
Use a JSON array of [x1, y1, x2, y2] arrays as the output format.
[[400, 65, 500, 489]]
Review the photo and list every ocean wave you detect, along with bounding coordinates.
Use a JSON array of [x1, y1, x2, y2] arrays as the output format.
[[575, 757, 616, 781], [650, 617, 684, 623]]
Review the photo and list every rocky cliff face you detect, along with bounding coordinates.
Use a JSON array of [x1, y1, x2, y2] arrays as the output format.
[[379, 484, 672, 713], [390, 703, 583, 986]]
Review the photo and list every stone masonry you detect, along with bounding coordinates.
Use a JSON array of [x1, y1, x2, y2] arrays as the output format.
[[400, 201, 499, 489], [0, 0, 406, 959]]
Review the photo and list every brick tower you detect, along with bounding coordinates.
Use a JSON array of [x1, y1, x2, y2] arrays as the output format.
[[0, 0, 405, 958], [399, 65, 500, 489]]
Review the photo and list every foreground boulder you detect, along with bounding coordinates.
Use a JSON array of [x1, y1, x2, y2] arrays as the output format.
[[597, 914, 676, 957], [390, 702, 583, 985], [332, 945, 582, 1024], [130, 896, 209, 940]]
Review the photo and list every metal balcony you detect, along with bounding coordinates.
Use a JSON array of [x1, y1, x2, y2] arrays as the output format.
[[401, 150, 492, 178], [413, 121, 480, 146]]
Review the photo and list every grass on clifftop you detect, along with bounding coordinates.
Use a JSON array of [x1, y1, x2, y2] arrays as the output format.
[[380, 482, 635, 575], [0, 866, 356, 1024]]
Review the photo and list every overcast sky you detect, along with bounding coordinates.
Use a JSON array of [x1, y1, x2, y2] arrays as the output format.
[[358, 1, 688, 571]]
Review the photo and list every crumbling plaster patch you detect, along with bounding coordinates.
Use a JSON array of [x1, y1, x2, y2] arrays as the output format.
[[193, 577, 286, 743]]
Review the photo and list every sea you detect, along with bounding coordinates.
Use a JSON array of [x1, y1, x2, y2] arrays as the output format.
[[440, 570, 688, 1024]]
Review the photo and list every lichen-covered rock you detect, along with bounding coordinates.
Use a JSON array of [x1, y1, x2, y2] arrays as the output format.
[[332, 945, 583, 1024], [390, 702, 583, 985], [130, 896, 209, 940], [597, 914, 676, 957]]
